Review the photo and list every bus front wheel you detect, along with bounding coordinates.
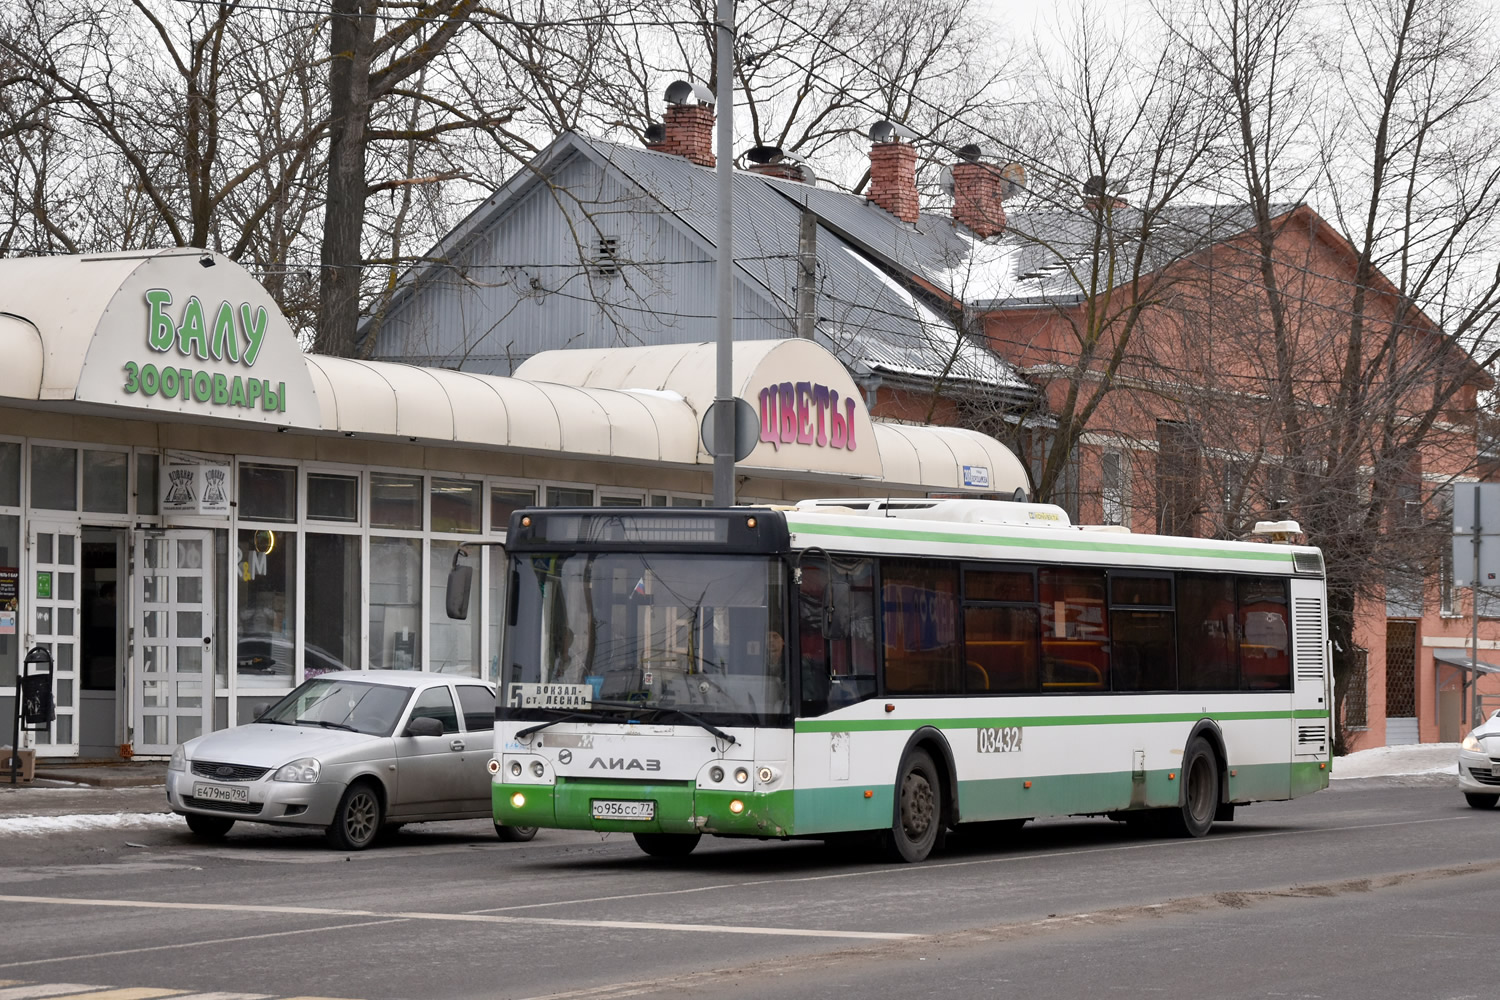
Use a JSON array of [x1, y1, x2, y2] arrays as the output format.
[[882, 748, 944, 863], [634, 832, 701, 858], [1165, 738, 1219, 838]]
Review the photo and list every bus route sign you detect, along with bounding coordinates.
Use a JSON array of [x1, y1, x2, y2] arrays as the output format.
[[507, 683, 594, 711]]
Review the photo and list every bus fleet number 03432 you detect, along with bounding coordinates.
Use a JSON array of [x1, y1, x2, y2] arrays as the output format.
[[977, 726, 1023, 753]]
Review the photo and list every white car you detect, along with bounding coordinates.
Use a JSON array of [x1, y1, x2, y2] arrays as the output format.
[[166, 670, 535, 849], [1458, 709, 1500, 809]]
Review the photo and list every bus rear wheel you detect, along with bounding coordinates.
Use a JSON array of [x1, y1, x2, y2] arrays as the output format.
[[634, 832, 701, 858], [1165, 738, 1219, 838], [881, 748, 944, 863]]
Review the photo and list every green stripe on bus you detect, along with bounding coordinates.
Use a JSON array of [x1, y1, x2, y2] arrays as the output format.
[[794, 708, 1326, 734], [788, 520, 1295, 563]]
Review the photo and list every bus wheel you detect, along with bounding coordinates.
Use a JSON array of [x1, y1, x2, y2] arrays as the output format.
[[633, 832, 701, 858], [495, 823, 538, 842], [1165, 738, 1219, 838], [882, 748, 943, 863]]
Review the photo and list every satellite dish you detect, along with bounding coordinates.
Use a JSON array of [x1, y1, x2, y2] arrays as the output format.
[[999, 163, 1026, 198], [938, 165, 954, 196], [690, 82, 716, 105], [957, 143, 982, 162]]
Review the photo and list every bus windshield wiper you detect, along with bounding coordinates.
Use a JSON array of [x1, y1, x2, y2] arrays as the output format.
[[514, 704, 638, 740], [643, 706, 737, 746]]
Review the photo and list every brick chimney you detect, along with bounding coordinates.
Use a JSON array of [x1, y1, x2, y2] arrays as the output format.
[[867, 140, 919, 223], [952, 161, 1007, 239], [646, 103, 715, 168]]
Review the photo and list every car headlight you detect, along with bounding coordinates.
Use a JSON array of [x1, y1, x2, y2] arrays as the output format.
[[272, 757, 322, 783], [168, 746, 186, 772], [1462, 732, 1485, 753]]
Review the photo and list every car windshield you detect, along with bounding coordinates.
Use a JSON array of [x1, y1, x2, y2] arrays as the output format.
[[503, 552, 789, 724], [259, 678, 412, 736]]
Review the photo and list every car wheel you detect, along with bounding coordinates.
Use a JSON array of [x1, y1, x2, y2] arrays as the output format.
[[880, 747, 945, 863], [633, 832, 701, 858], [185, 813, 235, 839], [1465, 792, 1499, 810], [1164, 738, 1219, 838], [495, 823, 538, 842], [326, 781, 382, 851]]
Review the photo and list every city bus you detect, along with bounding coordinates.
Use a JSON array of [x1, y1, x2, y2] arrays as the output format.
[[449, 498, 1331, 862]]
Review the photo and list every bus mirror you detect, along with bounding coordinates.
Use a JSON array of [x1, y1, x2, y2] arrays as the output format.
[[446, 563, 474, 620]]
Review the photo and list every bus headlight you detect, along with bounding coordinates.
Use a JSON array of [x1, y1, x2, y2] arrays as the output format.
[[511, 792, 526, 808], [510, 761, 523, 777], [531, 761, 546, 778], [734, 767, 749, 784]]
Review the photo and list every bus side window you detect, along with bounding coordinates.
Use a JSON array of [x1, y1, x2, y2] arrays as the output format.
[[799, 557, 876, 715], [1039, 568, 1109, 691], [1238, 577, 1290, 690]]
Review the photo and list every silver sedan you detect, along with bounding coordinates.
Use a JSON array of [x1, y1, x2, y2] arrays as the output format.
[[165, 671, 534, 849], [1459, 708, 1500, 810]]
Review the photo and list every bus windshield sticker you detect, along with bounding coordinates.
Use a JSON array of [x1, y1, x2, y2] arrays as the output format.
[[508, 682, 594, 711], [977, 726, 1023, 753]]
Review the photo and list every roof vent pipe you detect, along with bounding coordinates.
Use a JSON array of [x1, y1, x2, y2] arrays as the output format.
[[646, 79, 716, 167], [866, 120, 920, 223]]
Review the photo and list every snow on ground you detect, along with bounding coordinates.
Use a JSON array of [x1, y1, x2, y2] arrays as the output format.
[[0, 812, 180, 837], [1332, 743, 1459, 780]]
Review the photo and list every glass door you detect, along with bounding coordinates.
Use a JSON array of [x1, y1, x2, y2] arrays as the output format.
[[133, 530, 214, 753], [27, 522, 81, 755]]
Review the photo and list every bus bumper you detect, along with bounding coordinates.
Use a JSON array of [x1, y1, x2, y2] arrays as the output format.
[[494, 779, 794, 837]]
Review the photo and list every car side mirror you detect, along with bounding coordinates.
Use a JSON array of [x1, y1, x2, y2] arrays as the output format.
[[404, 716, 444, 738]]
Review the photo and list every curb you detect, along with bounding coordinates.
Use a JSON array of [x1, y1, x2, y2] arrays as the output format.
[[29, 768, 167, 788]]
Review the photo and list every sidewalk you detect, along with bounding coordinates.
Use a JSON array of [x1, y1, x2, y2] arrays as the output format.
[[5, 759, 168, 788]]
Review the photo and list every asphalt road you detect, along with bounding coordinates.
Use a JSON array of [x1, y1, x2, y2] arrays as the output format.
[[0, 773, 1494, 1000]]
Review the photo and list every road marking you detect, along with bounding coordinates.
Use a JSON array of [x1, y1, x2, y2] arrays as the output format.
[[166, 994, 270, 1000], [39, 990, 184, 1000], [0, 987, 101, 1000], [468, 813, 1481, 915], [0, 895, 913, 942], [0, 921, 409, 971]]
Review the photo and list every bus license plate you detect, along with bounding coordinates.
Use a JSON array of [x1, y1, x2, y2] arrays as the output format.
[[592, 799, 654, 821], [192, 782, 249, 803]]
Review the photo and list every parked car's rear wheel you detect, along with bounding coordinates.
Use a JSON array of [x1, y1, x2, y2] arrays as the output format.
[[495, 823, 538, 842], [185, 814, 235, 839], [1465, 792, 1499, 810], [633, 832, 700, 858], [326, 781, 382, 851]]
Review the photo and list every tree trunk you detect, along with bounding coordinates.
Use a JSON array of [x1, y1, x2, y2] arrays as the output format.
[[317, 0, 376, 357]]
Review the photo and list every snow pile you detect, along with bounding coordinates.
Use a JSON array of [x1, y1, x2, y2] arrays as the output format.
[[0, 812, 181, 837], [1332, 743, 1459, 780]]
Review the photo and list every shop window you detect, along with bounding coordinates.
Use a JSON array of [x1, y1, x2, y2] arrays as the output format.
[[431, 540, 479, 676], [370, 536, 422, 669], [882, 560, 961, 695], [600, 494, 643, 507], [236, 528, 297, 690], [1039, 568, 1109, 691], [1177, 572, 1237, 690], [308, 472, 359, 523], [31, 445, 77, 511], [0, 442, 19, 507], [547, 486, 594, 507], [0, 515, 18, 687], [82, 450, 128, 514], [1238, 576, 1290, 690], [306, 534, 360, 677], [371, 473, 423, 530], [136, 454, 158, 515], [670, 497, 705, 507], [431, 478, 481, 533], [491, 486, 535, 531], [239, 463, 297, 523]]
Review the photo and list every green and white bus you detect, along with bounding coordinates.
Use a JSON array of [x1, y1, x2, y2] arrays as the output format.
[[457, 498, 1331, 862]]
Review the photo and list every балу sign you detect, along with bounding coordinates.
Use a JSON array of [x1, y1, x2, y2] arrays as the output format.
[[74, 249, 318, 427], [130, 289, 285, 412]]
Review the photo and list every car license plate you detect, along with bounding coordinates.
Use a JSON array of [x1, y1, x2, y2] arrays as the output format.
[[592, 799, 654, 821], [193, 782, 249, 804]]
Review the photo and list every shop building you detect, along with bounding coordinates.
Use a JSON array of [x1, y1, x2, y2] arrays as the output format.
[[0, 248, 1028, 759]]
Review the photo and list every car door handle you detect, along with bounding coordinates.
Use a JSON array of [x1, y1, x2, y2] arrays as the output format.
[[450, 739, 466, 752]]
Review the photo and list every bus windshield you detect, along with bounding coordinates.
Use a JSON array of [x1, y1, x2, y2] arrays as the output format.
[[503, 552, 790, 723]]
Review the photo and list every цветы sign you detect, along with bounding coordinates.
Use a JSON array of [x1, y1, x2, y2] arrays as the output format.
[[123, 289, 287, 412]]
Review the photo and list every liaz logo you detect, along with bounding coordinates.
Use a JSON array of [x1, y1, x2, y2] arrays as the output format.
[[588, 756, 661, 772]]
